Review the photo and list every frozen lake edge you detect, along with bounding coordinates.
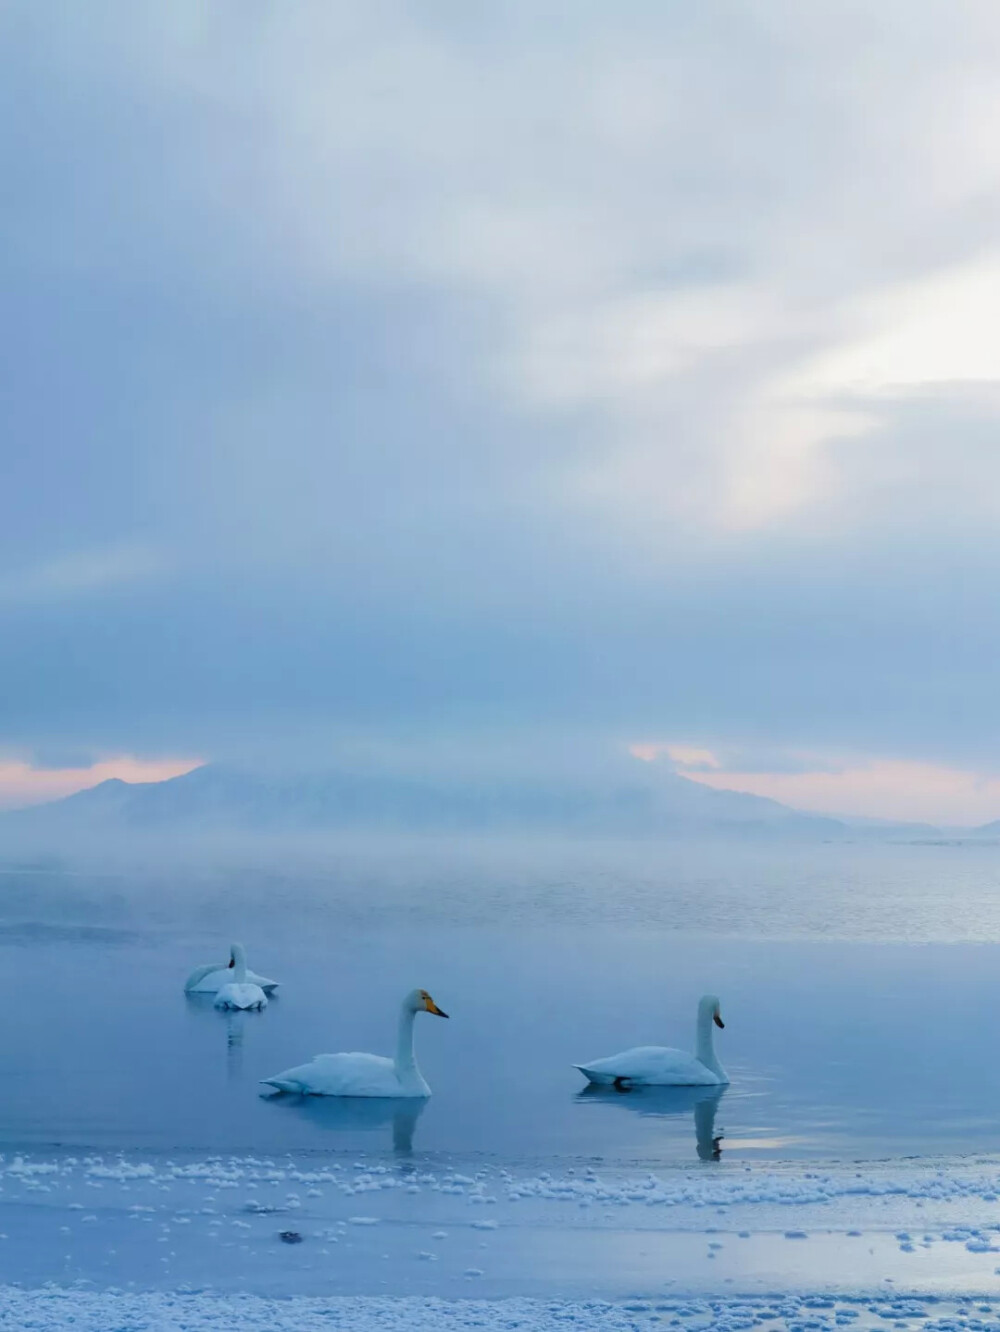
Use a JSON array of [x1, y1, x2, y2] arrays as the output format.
[[6, 1148, 1000, 1307], [5, 1287, 1000, 1332]]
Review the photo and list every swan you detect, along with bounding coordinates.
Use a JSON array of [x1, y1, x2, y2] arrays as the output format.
[[260, 989, 449, 1098], [184, 943, 279, 996], [212, 944, 268, 1012], [574, 993, 728, 1088]]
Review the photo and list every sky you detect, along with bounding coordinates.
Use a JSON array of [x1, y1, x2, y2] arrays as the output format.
[[4, 1, 1000, 823]]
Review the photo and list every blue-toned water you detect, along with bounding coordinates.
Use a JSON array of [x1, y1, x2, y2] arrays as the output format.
[[7, 837, 1000, 1313], [2, 837, 1000, 1165]]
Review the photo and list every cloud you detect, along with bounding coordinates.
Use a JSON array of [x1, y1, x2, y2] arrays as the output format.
[[784, 255, 1000, 400], [3, 2, 1000, 791], [21, 1, 1000, 545], [0, 546, 164, 605], [629, 742, 721, 771], [661, 746, 1000, 826], [179, 0, 1000, 538]]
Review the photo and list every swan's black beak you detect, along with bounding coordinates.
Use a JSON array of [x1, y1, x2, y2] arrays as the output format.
[[714, 1014, 725, 1029], [227, 958, 235, 968], [433, 1007, 450, 1019]]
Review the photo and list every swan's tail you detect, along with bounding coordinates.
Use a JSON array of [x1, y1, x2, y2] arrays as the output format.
[[260, 1077, 301, 1094], [573, 1064, 612, 1085]]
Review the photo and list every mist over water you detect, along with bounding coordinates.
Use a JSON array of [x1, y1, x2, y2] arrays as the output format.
[[5, 834, 1000, 940]]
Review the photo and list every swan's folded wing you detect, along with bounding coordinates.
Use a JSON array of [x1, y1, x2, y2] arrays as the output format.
[[642, 1050, 719, 1084], [575, 1045, 718, 1086], [574, 1045, 663, 1084], [186, 965, 277, 994], [184, 963, 225, 993], [262, 1052, 400, 1097], [260, 1058, 318, 1092]]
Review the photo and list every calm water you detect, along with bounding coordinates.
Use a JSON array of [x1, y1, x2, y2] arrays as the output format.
[[3, 838, 1000, 1167]]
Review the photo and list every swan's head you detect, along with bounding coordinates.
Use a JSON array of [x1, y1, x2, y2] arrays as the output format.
[[228, 943, 246, 969], [700, 994, 724, 1029], [406, 988, 449, 1019]]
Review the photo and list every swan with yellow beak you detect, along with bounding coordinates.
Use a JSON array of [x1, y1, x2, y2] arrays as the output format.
[[261, 989, 449, 1098], [574, 994, 729, 1088]]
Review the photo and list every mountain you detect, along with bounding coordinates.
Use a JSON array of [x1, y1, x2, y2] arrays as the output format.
[[0, 762, 847, 841], [968, 819, 1000, 837]]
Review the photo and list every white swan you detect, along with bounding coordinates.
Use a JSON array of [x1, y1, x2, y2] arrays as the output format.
[[213, 944, 268, 1012], [574, 993, 729, 1088], [260, 989, 449, 1098], [184, 943, 279, 996]]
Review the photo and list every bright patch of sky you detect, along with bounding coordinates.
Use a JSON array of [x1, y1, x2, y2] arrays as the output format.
[[0, 757, 202, 811], [635, 744, 1000, 826]]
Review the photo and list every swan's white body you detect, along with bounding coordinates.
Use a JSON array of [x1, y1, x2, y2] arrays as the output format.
[[215, 981, 268, 1011], [212, 944, 268, 1012], [261, 989, 448, 1098], [185, 945, 278, 996], [575, 994, 729, 1087]]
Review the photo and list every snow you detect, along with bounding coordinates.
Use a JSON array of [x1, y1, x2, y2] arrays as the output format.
[[4, 1287, 1000, 1331], [5, 1147, 1000, 1308], [9, 1149, 1000, 1219]]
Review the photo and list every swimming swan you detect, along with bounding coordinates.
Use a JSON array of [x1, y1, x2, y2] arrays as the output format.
[[574, 993, 728, 1088], [260, 989, 449, 1098], [184, 944, 279, 996], [213, 943, 268, 1012]]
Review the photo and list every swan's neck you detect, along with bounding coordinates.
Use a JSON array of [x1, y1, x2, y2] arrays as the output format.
[[695, 1007, 724, 1077], [395, 1005, 420, 1077], [232, 948, 247, 984]]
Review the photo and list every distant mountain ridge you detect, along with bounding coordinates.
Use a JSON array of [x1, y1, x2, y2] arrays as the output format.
[[0, 761, 850, 841]]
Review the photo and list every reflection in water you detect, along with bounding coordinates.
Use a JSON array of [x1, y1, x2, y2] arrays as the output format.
[[576, 1084, 726, 1161], [693, 1092, 723, 1160], [223, 1012, 246, 1081], [262, 1093, 427, 1153], [184, 993, 254, 1082]]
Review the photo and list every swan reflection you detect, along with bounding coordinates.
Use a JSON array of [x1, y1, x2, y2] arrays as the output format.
[[223, 1011, 247, 1080], [576, 1083, 726, 1161], [184, 992, 254, 1082], [261, 1092, 427, 1153]]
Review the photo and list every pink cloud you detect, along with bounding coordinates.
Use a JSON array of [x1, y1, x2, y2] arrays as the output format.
[[628, 738, 1000, 824], [672, 755, 1000, 826], [0, 756, 204, 811], [628, 742, 721, 769]]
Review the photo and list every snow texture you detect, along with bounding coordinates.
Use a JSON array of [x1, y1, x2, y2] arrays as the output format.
[[2, 1288, 1000, 1332]]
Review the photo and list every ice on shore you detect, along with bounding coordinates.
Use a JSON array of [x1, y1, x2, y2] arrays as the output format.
[[3, 1287, 1000, 1331]]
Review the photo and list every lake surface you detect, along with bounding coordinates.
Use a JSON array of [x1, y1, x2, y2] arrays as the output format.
[[2, 837, 1000, 1167]]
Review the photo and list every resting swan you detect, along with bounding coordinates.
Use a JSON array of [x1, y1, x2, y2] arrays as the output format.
[[213, 943, 268, 1011], [184, 943, 279, 996], [261, 989, 449, 1098], [574, 993, 729, 1088]]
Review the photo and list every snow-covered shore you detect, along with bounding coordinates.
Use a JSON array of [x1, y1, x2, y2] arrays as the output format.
[[4, 1149, 1000, 1305], [3, 1288, 1000, 1331]]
